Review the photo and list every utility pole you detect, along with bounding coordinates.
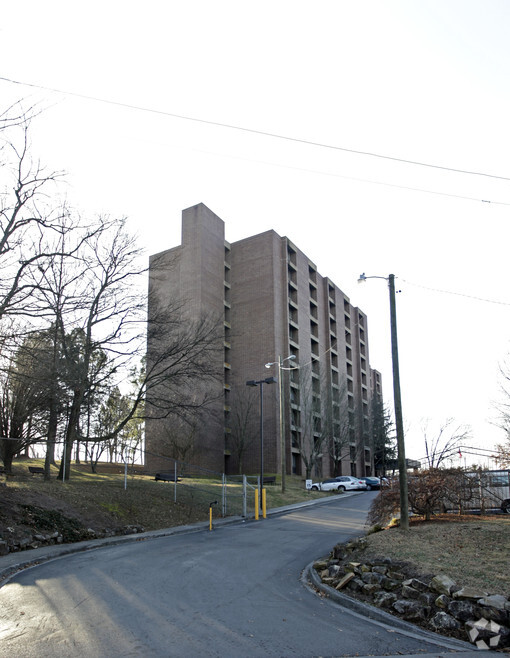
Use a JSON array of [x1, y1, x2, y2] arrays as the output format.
[[279, 355, 286, 493], [388, 273, 409, 530]]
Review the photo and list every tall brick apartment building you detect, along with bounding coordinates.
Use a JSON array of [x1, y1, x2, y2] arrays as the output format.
[[146, 203, 382, 479]]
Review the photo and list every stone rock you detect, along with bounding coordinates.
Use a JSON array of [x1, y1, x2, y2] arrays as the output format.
[[387, 571, 405, 581], [418, 592, 437, 607], [448, 600, 482, 623], [363, 583, 381, 595], [372, 565, 387, 575], [381, 577, 401, 592], [333, 545, 347, 560], [407, 578, 430, 593], [347, 577, 364, 592], [478, 594, 508, 610], [320, 569, 329, 579], [430, 612, 462, 632], [373, 591, 398, 608], [314, 560, 329, 571], [328, 564, 342, 578], [430, 574, 456, 596], [361, 571, 384, 585], [453, 586, 488, 600], [480, 605, 509, 626], [499, 625, 510, 648], [344, 562, 360, 573], [393, 599, 430, 621], [434, 594, 451, 610], [335, 572, 355, 590], [402, 584, 422, 601]]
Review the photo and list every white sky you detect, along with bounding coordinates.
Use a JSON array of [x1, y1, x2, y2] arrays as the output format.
[[1, 0, 509, 465]]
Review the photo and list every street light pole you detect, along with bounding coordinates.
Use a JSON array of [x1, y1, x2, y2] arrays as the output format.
[[246, 376, 276, 509], [358, 273, 409, 531], [265, 355, 297, 494]]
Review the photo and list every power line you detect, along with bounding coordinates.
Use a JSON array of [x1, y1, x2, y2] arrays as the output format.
[[402, 279, 510, 307], [2, 74, 510, 184], [186, 144, 510, 206]]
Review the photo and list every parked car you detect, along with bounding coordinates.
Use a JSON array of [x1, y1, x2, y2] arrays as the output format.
[[333, 476, 367, 491], [359, 476, 381, 490], [308, 476, 367, 492], [309, 478, 342, 492]]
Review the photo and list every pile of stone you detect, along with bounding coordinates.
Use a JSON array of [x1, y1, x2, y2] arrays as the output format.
[[314, 537, 510, 651], [0, 525, 145, 555]]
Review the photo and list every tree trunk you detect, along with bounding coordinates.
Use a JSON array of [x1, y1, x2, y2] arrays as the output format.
[[58, 390, 82, 480], [44, 399, 59, 479], [2, 451, 14, 474]]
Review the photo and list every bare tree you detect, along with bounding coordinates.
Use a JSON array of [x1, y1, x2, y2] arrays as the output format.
[[227, 386, 258, 474], [322, 375, 352, 477], [494, 440, 510, 468], [292, 365, 326, 480], [421, 417, 471, 469], [493, 360, 510, 467], [0, 106, 66, 324]]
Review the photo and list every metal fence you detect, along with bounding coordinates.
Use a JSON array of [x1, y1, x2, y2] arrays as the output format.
[[145, 454, 261, 520]]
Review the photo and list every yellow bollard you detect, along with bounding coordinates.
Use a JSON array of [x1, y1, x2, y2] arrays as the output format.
[[209, 501, 217, 531], [262, 488, 267, 518], [254, 489, 259, 520]]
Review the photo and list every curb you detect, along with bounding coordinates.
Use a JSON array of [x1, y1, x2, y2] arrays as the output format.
[[0, 492, 350, 586], [305, 563, 494, 655], [0, 514, 244, 586]]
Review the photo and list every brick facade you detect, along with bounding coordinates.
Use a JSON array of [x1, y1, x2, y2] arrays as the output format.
[[146, 203, 382, 479]]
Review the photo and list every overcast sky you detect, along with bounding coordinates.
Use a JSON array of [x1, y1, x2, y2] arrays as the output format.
[[1, 1, 509, 466]]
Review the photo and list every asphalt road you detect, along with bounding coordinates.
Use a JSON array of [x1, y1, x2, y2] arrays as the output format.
[[0, 492, 484, 657]]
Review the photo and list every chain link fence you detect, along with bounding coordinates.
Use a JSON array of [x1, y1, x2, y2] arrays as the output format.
[[144, 452, 261, 520]]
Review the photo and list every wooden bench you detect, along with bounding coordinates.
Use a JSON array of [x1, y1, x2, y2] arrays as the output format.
[[28, 466, 45, 476], [262, 476, 276, 486], [154, 472, 181, 482]]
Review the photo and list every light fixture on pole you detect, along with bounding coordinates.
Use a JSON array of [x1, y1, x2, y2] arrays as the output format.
[[265, 354, 298, 493], [246, 376, 277, 509], [358, 272, 409, 531]]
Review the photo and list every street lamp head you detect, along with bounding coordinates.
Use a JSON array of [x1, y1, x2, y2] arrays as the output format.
[[264, 376, 277, 385], [358, 272, 367, 284], [265, 354, 297, 368], [246, 380, 258, 387]]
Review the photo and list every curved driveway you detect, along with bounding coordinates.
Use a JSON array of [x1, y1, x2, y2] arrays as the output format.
[[0, 492, 479, 657]]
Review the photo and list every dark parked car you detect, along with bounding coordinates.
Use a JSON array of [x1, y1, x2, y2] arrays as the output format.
[[360, 476, 381, 490]]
